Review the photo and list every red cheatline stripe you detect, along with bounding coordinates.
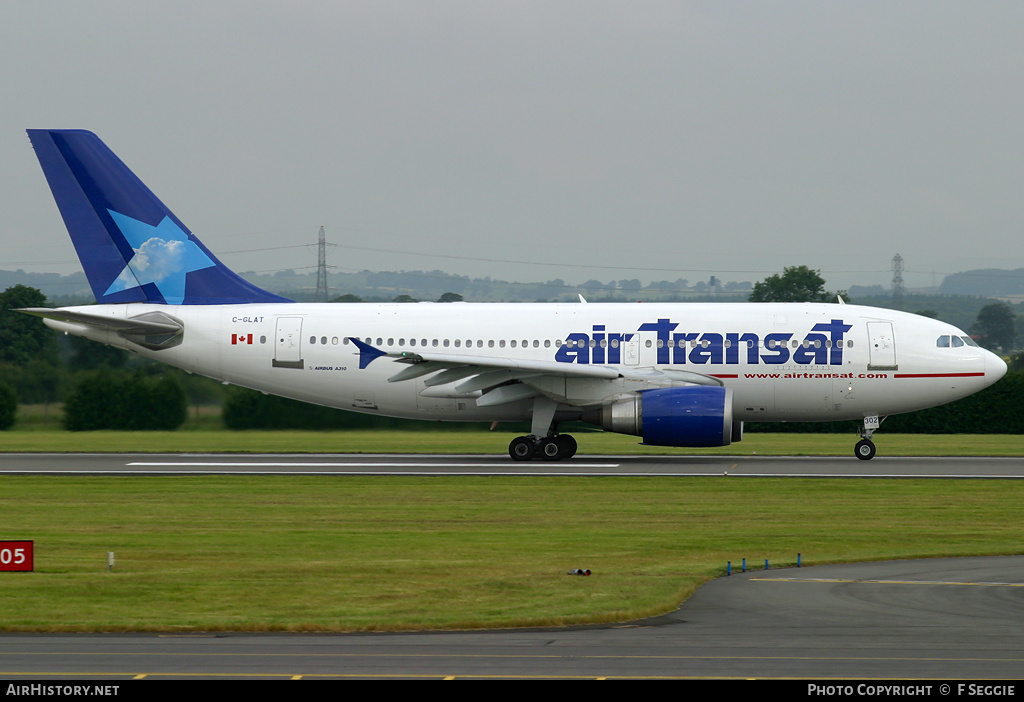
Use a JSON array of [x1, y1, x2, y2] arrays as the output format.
[[894, 372, 986, 378], [673, 372, 983, 379]]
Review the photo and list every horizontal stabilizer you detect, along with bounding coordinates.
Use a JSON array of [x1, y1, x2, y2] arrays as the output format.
[[19, 307, 184, 350], [19, 307, 180, 335]]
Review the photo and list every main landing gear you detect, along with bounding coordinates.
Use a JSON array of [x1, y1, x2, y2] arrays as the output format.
[[508, 396, 577, 462], [509, 434, 578, 462], [855, 414, 880, 461]]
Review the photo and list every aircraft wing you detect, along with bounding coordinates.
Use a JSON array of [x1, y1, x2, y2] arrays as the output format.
[[348, 337, 721, 408]]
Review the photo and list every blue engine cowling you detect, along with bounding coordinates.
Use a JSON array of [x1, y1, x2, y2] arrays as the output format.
[[595, 386, 739, 447]]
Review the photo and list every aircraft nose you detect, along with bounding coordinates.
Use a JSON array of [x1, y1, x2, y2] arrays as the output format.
[[985, 349, 1008, 384]]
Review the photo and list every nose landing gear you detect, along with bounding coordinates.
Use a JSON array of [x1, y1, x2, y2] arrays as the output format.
[[855, 439, 876, 460], [855, 414, 880, 460]]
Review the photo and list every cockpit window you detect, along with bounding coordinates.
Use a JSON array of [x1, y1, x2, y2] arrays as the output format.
[[937, 334, 981, 349]]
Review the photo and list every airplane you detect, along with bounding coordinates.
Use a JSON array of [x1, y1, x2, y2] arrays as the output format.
[[21, 129, 1007, 461]]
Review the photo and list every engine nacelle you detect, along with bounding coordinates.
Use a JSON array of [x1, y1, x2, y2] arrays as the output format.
[[593, 386, 740, 447]]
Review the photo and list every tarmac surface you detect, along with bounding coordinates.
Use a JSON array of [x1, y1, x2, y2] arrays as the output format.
[[2, 453, 1023, 679], [3, 452, 1024, 478]]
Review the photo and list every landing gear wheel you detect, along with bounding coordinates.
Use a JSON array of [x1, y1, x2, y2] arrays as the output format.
[[539, 437, 564, 461], [855, 439, 876, 461], [509, 436, 535, 461], [556, 434, 577, 459]]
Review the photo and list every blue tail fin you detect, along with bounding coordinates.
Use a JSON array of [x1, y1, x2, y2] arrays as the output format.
[[28, 129, 290, 305]]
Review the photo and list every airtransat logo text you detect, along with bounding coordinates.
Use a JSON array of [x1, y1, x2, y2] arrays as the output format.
[[554, 318, 854, 367]]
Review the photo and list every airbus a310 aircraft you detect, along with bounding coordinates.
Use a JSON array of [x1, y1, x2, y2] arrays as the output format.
[[22, 129, 1007, 461]]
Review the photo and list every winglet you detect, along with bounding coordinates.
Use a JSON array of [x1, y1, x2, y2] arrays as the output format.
[[27, 129, 291, 305], [347, 337, 387, 369]]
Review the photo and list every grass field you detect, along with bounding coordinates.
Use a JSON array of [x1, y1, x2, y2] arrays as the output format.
[[3, 426, 1024, 456], [9, 403, 1024, 455], [2, 411, 1022, 632], [1, 474, 1022, 632]]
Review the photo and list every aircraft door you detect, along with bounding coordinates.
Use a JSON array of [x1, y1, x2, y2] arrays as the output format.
[[273, 317, 304, 369], [866, 321, 898, 371], [622, 335, 641, 366], [629, 331, 658, 366]]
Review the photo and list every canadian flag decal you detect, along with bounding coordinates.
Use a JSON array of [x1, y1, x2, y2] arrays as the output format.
[[232, 333, 253, 345]]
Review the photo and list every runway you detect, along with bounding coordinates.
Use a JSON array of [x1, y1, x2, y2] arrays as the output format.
[[3, 452, 1024, 478], [2, 453, 1023, 679]]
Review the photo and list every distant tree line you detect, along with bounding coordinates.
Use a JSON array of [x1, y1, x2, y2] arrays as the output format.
[[63, 368, 187, 431]]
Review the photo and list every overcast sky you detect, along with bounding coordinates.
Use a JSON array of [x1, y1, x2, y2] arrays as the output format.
[[3, 1, 1023, 293]]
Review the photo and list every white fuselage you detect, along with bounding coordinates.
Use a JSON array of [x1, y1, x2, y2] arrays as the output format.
[[43, 301, 1006, 426]]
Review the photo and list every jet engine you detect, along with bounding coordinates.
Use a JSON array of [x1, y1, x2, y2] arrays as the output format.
[[591, 386, 740, 447]]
